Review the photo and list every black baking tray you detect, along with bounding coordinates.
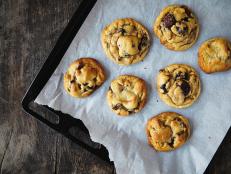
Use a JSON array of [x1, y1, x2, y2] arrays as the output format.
[[21, 0, 112, 165], [21, 0, 229, 173]]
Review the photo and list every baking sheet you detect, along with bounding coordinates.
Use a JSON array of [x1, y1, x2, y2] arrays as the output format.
[[35, 0, 231, 173]]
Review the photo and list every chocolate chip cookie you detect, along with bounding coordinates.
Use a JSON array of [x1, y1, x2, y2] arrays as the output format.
[[154, 5, 199, 51], [64, 58, 106, 98], [198, 37, 231, 73], [146, 112, 190, 152], [101, 18, 151, 65], [107, 75, 147, 116], [157, 64, 201, 108]]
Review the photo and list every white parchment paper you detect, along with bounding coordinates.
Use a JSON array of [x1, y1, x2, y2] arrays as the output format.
[[35, 0, 231, 173]]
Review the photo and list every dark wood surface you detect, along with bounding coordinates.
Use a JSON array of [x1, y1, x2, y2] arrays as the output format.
[[0, 0, 230, 173]]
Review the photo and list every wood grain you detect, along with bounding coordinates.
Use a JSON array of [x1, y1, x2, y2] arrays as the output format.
[[0, 0, 230, 173]]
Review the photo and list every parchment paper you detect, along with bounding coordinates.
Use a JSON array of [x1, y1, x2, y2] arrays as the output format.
[[35, 0, 231, 173]]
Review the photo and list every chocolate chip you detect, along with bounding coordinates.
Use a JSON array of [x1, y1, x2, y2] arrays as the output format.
[[108, 86, 112, 91], [160, 84, 168, 94], [175, 72, 189, 80], [112, 103, 123, 110], [138, 35, 148, 50], [177, 131, 185, 136], [180, 81, 190, 96], [128, 110, 135, 114], [176, 26, 188, 35], [182, 17, 189, 22], [77, 63, 84, 70], [162, 13, 176, 29], [78, 84, 82, 89], [118, 28, 126, 35], [168, 138, 175, 148], [70, 80, 75, 83], [184, 73, 189, 80], [83, 83, 88, 86]]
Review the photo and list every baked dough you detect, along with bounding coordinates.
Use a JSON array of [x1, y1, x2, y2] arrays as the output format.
[[146, 112, 190, 152], [107, 75, 147, 116], [101, 18, 150, 65], [64, 58, 105, 98], [157, 64, 201, 108], [154, 5, 199, 51], [198, 37, 231, 73]]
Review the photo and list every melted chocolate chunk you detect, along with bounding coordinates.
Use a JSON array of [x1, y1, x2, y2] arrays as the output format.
[[175, 72, 189, 80], [93, 77, 97, 82], [176, 26, 188, 35], [177, 130, 185, 136], [160, 84, 168, 94], [78, 84, 82, 89], [138, 35, 148, 50], [112, 103, 123, 110], [77, 63, 84, 70], [118, 28, 126, 35], [168, 138, 175, 148], [182, 17, 189, 22], [180, 81, 190, 96], [128, 110, 135, 114], [70, 80, 75, 83], [162, 13, 176, 29]]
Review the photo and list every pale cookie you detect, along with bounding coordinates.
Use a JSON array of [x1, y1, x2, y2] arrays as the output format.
[[146, 112, 190, 152], [154, 5, 199, 51], [157, 64, 201, 108], [101, 18, 151, 65], [198, 37, 231, 73], [64, 58, 105, 98], [107, 75, 147, 116]]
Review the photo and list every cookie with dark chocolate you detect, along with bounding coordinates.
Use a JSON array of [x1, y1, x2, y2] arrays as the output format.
[[154, 5, 199, 51], [146, 112, 190, 151], [157, 64, 201, 108], [101, 18, 151, 65], [107, 75, 147, 116], [64, 58, 105, 98]]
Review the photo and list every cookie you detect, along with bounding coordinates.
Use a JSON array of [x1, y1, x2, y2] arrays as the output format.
[[64, 58, 105, 98], [198, 37, 231, 73], [146, 112, 190, 152], [157, 64, 200, 108], [154, 5, 199, 51], [101, 18, 151, 65], [107, 75, 147, 116]]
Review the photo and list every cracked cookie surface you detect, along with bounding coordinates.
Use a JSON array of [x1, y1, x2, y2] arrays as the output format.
[[198, 37, 231, 73], [101, 18, 150, 65], [107, 75, 147, 116], [154, 5, 199, 51], [157, 64, 200, 108], [146, 112, 190, 152], [64, 58, 105, 98]]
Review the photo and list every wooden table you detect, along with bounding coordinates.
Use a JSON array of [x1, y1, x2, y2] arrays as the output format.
[[1, 0, 230, 173]]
